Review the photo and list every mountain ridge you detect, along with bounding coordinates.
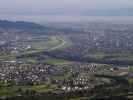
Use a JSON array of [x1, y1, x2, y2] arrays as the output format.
[[0, 20, 45, 30]]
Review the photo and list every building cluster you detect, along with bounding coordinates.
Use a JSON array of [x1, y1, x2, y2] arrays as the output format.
[[61, 63, 114, 92], [0, 63, 64, 85], [71, 63, 111, 74]]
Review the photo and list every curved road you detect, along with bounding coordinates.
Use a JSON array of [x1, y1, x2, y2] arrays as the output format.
[[48, 38, 66, 51], [17, 37, 67, 58]]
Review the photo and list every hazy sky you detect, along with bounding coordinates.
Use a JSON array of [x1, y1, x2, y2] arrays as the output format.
[[0, 0, 133, 15]]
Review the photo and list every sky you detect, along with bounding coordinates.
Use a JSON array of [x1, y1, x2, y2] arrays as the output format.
[[0, 0, 133, 15]]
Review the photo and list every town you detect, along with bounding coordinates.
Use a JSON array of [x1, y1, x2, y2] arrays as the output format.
[[0, 20, 132, 100]]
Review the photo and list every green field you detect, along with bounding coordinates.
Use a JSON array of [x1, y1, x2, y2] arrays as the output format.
[[0, 84, 58, 97], [21, 37, 66, 53], [45, 58, 73, 65], [0, 36, 72, 62], [0, 53, 16, 61], [87, 51, 133, 62], [128, 66, 133, 72], [128, 78, 133, 85], [19, 36, 72, 57]]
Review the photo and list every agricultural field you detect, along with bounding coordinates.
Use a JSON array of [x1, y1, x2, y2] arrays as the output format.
[[0, 83, 58, 97], [19, 36, 69, 54], [45, 58, 73, 65], [0, 36, 72, 63]]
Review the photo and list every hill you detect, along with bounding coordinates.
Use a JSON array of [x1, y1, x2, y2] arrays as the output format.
[[0, 20, 45, 30]]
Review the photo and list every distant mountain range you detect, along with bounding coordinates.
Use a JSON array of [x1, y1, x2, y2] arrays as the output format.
[[0, 20, 45, 30], [0, 20, 81, 35]]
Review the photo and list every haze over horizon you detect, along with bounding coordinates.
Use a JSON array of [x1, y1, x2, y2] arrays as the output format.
[[0, 0, 133, 16]]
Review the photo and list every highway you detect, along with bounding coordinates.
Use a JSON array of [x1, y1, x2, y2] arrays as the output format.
[[48, 38, 66, 51]]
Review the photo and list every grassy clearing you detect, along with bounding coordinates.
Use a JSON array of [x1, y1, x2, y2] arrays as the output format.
[[52, 72, 72, 80], [45, 58, 72, 65], [0, 54, 16, 61], [87, 51, 133, 62], [0, 36, 71, 61], [57, 38, 73, 50], [128, 66, 133, 72], [87, 52, 107, 60], [51, 66, 72, 81], [106, 53, 133, 61], [22, 37, 63, 53], [21, 37, 71, 56], [128, 78, 133, 85], [26, 58, 37, 64], [0, 84, 58, 97]]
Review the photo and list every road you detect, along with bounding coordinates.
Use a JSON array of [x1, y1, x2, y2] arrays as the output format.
[[48, 38, 66, 51], [17, 37, 67, 58]]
